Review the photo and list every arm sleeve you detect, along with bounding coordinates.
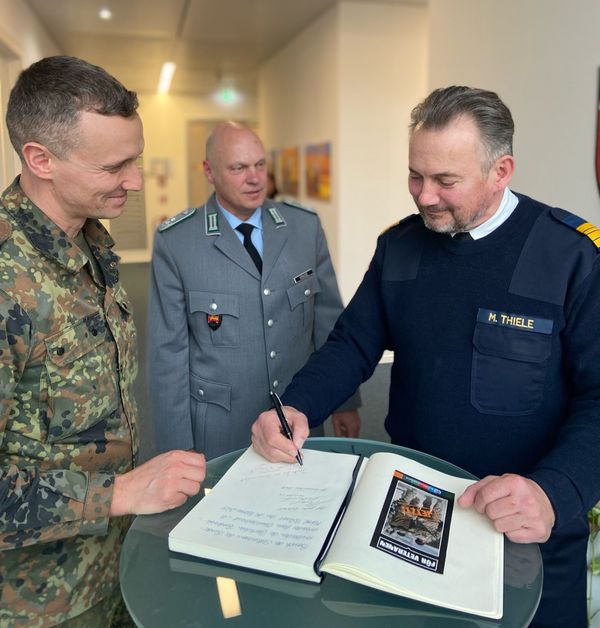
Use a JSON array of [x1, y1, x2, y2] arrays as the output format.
[[283, 234, 392, 425], [0, 294, 114, 550], [527, 257, 600, 529], [147, 233, 194, 452], [311, 216, 361, 411]]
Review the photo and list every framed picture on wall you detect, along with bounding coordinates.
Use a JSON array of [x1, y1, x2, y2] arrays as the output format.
[[280, 146, 300, 196], [305, 142, 331, 201]]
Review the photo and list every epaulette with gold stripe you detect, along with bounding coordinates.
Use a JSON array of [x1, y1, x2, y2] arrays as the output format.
[[380, 220, 401, 235], [554, 209, 600, 248]]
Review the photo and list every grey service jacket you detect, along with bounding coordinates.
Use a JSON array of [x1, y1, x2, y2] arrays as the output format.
[[148, 194, 359, 459]]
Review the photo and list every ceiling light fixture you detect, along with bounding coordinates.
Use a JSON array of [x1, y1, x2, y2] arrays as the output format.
[[157, 62, 176, 94], [212, 76, 243, 107], [99, 8, 112, 20]]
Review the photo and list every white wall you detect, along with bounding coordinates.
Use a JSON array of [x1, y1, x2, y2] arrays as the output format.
[[337, 2, 427, 299], [428, 0, 600, 221], [135, 93, 257, 262], [0, 0, 60, 187], [259, 5, 341, 263], [259, 1, 428, 302], [0, 0, 60, 68]]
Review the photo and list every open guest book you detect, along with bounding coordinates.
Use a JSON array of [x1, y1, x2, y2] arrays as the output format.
[[168, 447, 504, 619]]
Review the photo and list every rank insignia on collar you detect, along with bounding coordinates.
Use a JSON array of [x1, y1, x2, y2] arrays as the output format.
[[267, 206, 286, 228], [205, 204, 220, 235], [207, 314, 222, 330]]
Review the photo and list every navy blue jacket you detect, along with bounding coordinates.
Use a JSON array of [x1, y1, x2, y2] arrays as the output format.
[[282, 193, 600, 625]]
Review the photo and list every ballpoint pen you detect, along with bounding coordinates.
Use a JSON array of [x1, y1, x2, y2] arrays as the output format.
[[270, 391, 303, 466]]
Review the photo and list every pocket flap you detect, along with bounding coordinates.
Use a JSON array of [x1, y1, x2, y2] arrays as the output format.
[[189, 291, 239, 317], [286, 275, 321, 310], [190, 373, 232, 410], [45, 314, 106, 366], [473, 323, 552, 363]]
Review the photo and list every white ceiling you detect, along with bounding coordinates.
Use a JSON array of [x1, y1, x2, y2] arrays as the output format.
[[26, 0, 425, 97]]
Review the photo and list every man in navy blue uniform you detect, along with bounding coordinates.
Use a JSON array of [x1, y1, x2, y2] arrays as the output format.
[[251, 86, 600, 627]]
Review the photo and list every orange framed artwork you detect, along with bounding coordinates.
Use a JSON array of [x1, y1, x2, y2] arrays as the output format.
[[280, 146, 300, 196], [305, 142, 331, 201]]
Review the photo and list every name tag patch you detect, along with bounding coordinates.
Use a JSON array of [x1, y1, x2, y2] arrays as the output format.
[[477, 308, 553, 334]]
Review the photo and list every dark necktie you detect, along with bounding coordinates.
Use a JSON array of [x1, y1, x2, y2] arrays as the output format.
[[453, 231, 473, 241], [236, 223, 262, 273]]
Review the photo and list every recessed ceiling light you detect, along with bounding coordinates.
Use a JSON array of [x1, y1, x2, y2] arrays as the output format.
[[99, 8, 112, 20]]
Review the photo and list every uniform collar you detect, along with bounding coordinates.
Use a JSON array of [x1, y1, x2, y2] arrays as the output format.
[[217, 199, 263, 232], [0, 177, 120, 286], [468, 187, 519, 240]]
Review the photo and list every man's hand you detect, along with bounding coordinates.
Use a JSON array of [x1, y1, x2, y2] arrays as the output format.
[[458, 473, 555, 543], [110, 450, 206, 516], [332, 410, 361, 438], [251, 406, 309, 463]]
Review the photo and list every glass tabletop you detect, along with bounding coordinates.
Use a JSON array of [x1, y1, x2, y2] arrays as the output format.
[[120, 438, 542, 627]]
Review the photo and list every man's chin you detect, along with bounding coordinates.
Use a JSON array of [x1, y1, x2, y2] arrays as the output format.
[[244, 192, 265, 207], [420, 212, 455, 234]]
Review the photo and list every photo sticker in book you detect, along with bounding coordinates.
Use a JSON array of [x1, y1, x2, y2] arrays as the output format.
[[370, 470, 454, 574]]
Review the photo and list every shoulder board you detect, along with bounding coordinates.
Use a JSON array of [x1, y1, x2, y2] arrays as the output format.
[[158, 207, 197, 232], [282, 199, 316, 214], [380, 220, 401, 235], [550, 207, 600, 249], [380, 214, 418, 235], [0, 218, 12, 246]]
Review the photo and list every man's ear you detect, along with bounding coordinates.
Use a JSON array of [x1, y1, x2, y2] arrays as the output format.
[[21, 142, 55, 180], [491, 154, 515, 190], [203, 159, 215, 184]]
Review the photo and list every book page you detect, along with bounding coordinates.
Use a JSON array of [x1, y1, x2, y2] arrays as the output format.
[[168, 447, 360, 582], [322, 452, 503, 618]]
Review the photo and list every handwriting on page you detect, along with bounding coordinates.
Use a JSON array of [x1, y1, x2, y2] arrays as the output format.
[[236, 461, 306, 482], [200, 502, 326, 551], [187, 449, 357, 555]]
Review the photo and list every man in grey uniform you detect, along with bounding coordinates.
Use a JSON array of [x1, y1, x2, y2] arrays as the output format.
[[148, 122, 360, 460]]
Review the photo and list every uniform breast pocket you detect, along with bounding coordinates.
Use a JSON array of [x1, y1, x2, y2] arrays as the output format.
[[471, 322, 552, 415], [286, 275, 321, 335], [44, 313, 119, 443], [189, 290, 240, 347]]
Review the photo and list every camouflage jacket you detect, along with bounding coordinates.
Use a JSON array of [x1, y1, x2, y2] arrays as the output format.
[[0, 179, 139, 626]]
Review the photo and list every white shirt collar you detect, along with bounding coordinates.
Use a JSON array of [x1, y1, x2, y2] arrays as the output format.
[[217, 201, 263, 232], [468, 187, 519, 240]]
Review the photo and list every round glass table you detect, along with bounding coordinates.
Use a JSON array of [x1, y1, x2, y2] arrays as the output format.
[[120, 438, 542, 627]]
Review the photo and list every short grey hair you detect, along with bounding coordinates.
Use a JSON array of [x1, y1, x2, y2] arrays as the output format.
[[409, 86, 514, 172], [6, 55, 138, 160]]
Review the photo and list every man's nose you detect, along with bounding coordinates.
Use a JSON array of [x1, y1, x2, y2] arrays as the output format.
[[417, 180, 440, 206], [122, 161, 142, 191], [246, 167, 261, 183]]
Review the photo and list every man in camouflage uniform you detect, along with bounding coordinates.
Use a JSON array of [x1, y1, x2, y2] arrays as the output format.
[[0, 56, 206, 627]]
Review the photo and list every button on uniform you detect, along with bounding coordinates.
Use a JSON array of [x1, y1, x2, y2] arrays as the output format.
[[267, 319, 274, 327], [210, 302, 217, 311], [304, 289, 311, 297], [263, 288, 271, 296], [198, 388, 205, 397], [269, 350, 276, 359], [272, 380, 279, 388]]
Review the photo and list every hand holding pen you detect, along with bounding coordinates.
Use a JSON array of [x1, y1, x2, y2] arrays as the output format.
[[270, 391, 304, 466]]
